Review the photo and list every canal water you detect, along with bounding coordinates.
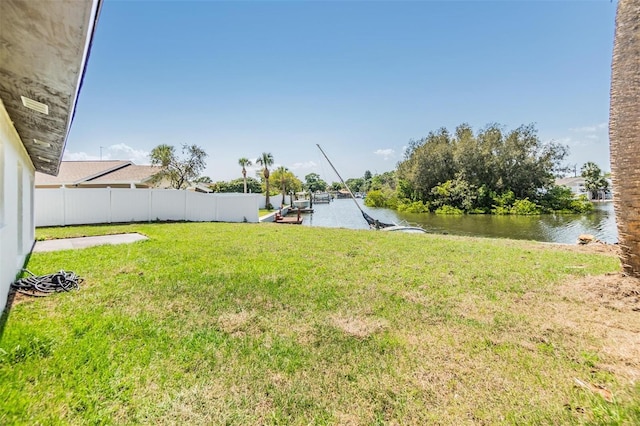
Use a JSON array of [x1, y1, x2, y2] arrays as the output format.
[[302, 198, 618, 244]]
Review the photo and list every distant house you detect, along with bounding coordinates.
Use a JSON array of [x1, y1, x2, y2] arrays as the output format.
[[0, 0, 102, 308], [188, 183, 214, 193], [556, 177, 588, 197], [555, 176, 612, 200], [35, 161, 164, 189], [336, 189, 351, 199]]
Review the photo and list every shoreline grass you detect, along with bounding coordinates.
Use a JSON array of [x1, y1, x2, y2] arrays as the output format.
[[1, 222, 638, 424]]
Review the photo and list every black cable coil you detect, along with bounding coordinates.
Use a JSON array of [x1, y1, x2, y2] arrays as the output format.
[[11, 269, 83, 297]]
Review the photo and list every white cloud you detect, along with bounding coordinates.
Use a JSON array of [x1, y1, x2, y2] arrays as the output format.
[[555, 137, 589, 148], [108, 143, 150, 164], [62, 151, 100, 161], [63, 143, 150, 164], [373, 148, 395, 160], [289, 161, 317, 170], [569, 122, 607, 133]]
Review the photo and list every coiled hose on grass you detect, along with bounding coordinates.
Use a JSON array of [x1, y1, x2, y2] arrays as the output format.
[[11, 269, 83, 297]]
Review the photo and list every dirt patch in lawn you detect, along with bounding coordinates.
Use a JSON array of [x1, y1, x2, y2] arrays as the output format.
[[330, 315, 388, 338], [217, 310, 256, 335], [552, 273, 640, 383], [537, 241, 621, 257]]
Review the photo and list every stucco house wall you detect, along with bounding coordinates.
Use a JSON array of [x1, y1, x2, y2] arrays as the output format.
[[1, 0, 102, 310], [0, 99, 35, 308]]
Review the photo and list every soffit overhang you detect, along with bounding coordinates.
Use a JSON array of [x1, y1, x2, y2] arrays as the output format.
[[0, 0, 102, 175]]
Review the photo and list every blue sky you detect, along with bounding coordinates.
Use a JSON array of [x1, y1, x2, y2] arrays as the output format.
[[65, 0, 617, 182]]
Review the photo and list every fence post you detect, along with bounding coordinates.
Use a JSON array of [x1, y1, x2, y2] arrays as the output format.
[[148, 189, 153, 223], [61, 186, 66, 226], [184, 191, 188, 221]]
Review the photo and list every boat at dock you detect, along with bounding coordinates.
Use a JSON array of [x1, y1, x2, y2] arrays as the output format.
[[293, 199, 311, 209]]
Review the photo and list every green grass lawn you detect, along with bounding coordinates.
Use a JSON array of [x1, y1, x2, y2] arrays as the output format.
[[1, 222, 638, 424], [259, 208, 275, 217]]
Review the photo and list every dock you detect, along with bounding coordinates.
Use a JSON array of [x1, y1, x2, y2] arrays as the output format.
[[275, 216, 303, 224], [275, 209, 303, 225]]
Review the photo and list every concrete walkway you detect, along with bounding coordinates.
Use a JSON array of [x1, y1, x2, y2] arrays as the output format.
[[33, 233, 148, 253]]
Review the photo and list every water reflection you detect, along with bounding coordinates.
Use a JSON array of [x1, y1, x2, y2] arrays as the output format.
[[302, 199, 618, 244]]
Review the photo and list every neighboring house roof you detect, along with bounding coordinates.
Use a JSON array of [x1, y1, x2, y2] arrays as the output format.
[[88, 164, 162, 185], [0, 0, 102, 175], [35, 161, 161, 187], [189, 183, 214, 193], [556, 177, 585, 187]]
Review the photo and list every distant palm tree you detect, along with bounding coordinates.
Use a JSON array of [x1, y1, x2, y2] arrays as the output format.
[[273, 166, 292, 207], [238, 157, 252, 193], [610, 0, 640, 278], [256, 152, 274, 209]]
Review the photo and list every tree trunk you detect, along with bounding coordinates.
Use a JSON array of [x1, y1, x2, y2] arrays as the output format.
[[282, 184, 286, 207], [242, 169, 247, 194], [610, 0, 640, 277], [264, 169, 271, 209]]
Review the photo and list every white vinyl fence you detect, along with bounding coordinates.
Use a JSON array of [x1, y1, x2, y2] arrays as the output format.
[[35, 188, 260, 227]]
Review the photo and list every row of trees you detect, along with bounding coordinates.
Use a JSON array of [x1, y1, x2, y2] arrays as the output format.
[[361, 123, 595, 215], [148, 144, 339, 210], [148, 135, 606, 216]]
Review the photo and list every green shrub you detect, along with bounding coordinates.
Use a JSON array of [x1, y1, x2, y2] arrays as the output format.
[[570, 195, 594, 213], [397, 200, 429, 213], [491, 206, 512, 215], [430, 174, 477, 212], [384, 194, 400, 210], [539, 185, 574, 211], [492, 190, 515, 208], [468, 208, 488, 214], [510, 198, 541, 215], [435, 205, 464, 215], [363, 190, 387, 207]]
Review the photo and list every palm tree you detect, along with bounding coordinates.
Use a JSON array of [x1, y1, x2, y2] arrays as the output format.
[[272, 166, 292, 207], [256, 152, 274, 209], [238, 157, 252, 193], [610, 0, 640, 277]]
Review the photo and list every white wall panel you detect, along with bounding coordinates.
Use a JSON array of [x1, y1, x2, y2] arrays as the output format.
[[216, 194, 259, 223], [34, 189, 65, 227], [185, 192, 217, 222], [33, 188, 260, 228], [111, 189, 150, 223], [64, 188, 110, 225], [150, 190, 186, 221]]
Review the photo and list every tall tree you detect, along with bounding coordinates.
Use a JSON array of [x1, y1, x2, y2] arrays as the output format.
[[397, 123, 567, 206], [397, 128, 456, 200], [272, 166, 302, 206], [363, 170, 373, 192], [345, 178, 365, 193], [149, 144, 208, 189], [238, 157, 252, 193], [256, 152, 275, 209], [193, 176, 212, 184], [610, 0, 640, 277], [304, 173, 327, 192]]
